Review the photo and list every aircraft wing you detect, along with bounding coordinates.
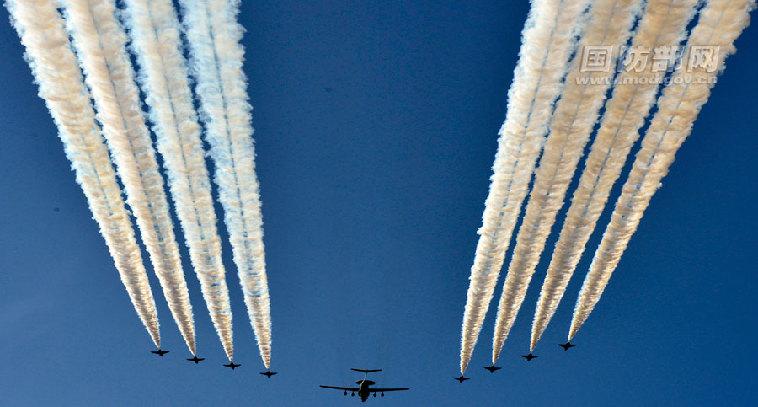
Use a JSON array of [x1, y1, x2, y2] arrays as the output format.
[[319, 385, 359, 391], [370, 388, 410, 392]]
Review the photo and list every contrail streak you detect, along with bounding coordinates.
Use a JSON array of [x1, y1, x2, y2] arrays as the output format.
[[62, 0, 198, 354], [459, 0, 591, 373], [569, 0, 755, 340], [530, 0, 699, 348], [122, 0, 235, 359], [6, 0, 160, 346], [178, 0, 272, 368], [490, 0, 643, 361]]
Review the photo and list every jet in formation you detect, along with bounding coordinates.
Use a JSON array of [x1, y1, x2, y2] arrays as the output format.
[[521, 353, 538, 361], [150, 349, 169, 357], [260, 370, 277, 378], [223, 361, 242, 370], [454, 375, 470, 383], [320, 368, 409, 402], [559, 342, 576, 351], [484, 365, 502, 373], [186, 355, 205, 364]]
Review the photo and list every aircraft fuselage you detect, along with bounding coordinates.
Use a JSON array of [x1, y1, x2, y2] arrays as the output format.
[[357, 380, 372, 402]]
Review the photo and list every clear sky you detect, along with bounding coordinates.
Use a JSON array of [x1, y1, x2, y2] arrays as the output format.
[[1, 1, 757, 405]]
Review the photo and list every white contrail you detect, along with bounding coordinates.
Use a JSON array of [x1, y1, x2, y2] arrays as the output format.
[[6, 0, 160, 346], [459, 0, 591, 373], [178, 0, 272, 368], [569, 0, 755, 340], [121, 0, 235, 359], [490, 0, 643, 361], [530, 0, 699, 348], [61, 0, 200, 355]]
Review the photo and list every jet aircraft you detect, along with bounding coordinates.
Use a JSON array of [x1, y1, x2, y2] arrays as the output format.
[[223, 361, 241, 370], [187, 355, 205, 364], [150, 349, 169, 357], [260, 370, 277, 378], [559, 342, 576, 351], [320, 368, 409, 402], [484, 365, 502, 373], [521, 353, 538, 361], [454, 375, 470, 383]]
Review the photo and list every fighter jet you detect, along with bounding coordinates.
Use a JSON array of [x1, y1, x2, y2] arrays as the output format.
[[260, 370, 277, 378], [150, 349, 169, 357], [186, 355, 205, 364], [223, 361, 241, 370], [521, 353, 538, 361], [320, 368, 409, 402], [454, 375, 470, 383], [484, 365, 502, 373], [559, 342, 575, 351]]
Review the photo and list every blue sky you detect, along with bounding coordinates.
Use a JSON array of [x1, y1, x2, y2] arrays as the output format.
[[1, 1, 757, 405]]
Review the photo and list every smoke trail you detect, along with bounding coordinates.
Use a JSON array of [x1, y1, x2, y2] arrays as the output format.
[[178, 0, 272, 368], [459, 0, 591, 373], [61, 0, 199, 354], [569, 0, 755, 339], [122, 0, 235, 358], [6, 0, 160, 346], [530, 0, 699, 348], [490, 0, 643, 361]]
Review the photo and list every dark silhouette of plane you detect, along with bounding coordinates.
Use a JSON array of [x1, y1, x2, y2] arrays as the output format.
[[521, 353, 538, 361], [260, 370, 277, 378], [454, 375, 470, 383], [484, 365, 502, 373], [150, 349, 169, 357], [320, 368, 409, 402], [223, 361, 241, 370], [186, 355, 205, 364], [559, 342, 575, 351]]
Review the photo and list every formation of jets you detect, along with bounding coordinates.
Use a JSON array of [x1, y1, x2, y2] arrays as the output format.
[[147, 341, 576, 398], [150, 348, 275, 377], [320, 369, 409, 403], [149, 350, 410, 401], [457, 342, 578, 382]]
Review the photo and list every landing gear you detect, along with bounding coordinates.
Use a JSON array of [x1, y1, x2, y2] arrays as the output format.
[[351, 392, 355, 397], [343, 391, 347, 396]]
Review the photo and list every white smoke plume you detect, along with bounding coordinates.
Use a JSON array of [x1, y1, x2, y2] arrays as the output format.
[[459, 0, 591, 373], [122, 0, 235, 359], [61, 0, 198, 354], [6, 0, 161, 346], [530, 0, 700, 348], [490, 0, 644, 361], [178, 0, 272, 368], [569, 0, 755, 340]]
